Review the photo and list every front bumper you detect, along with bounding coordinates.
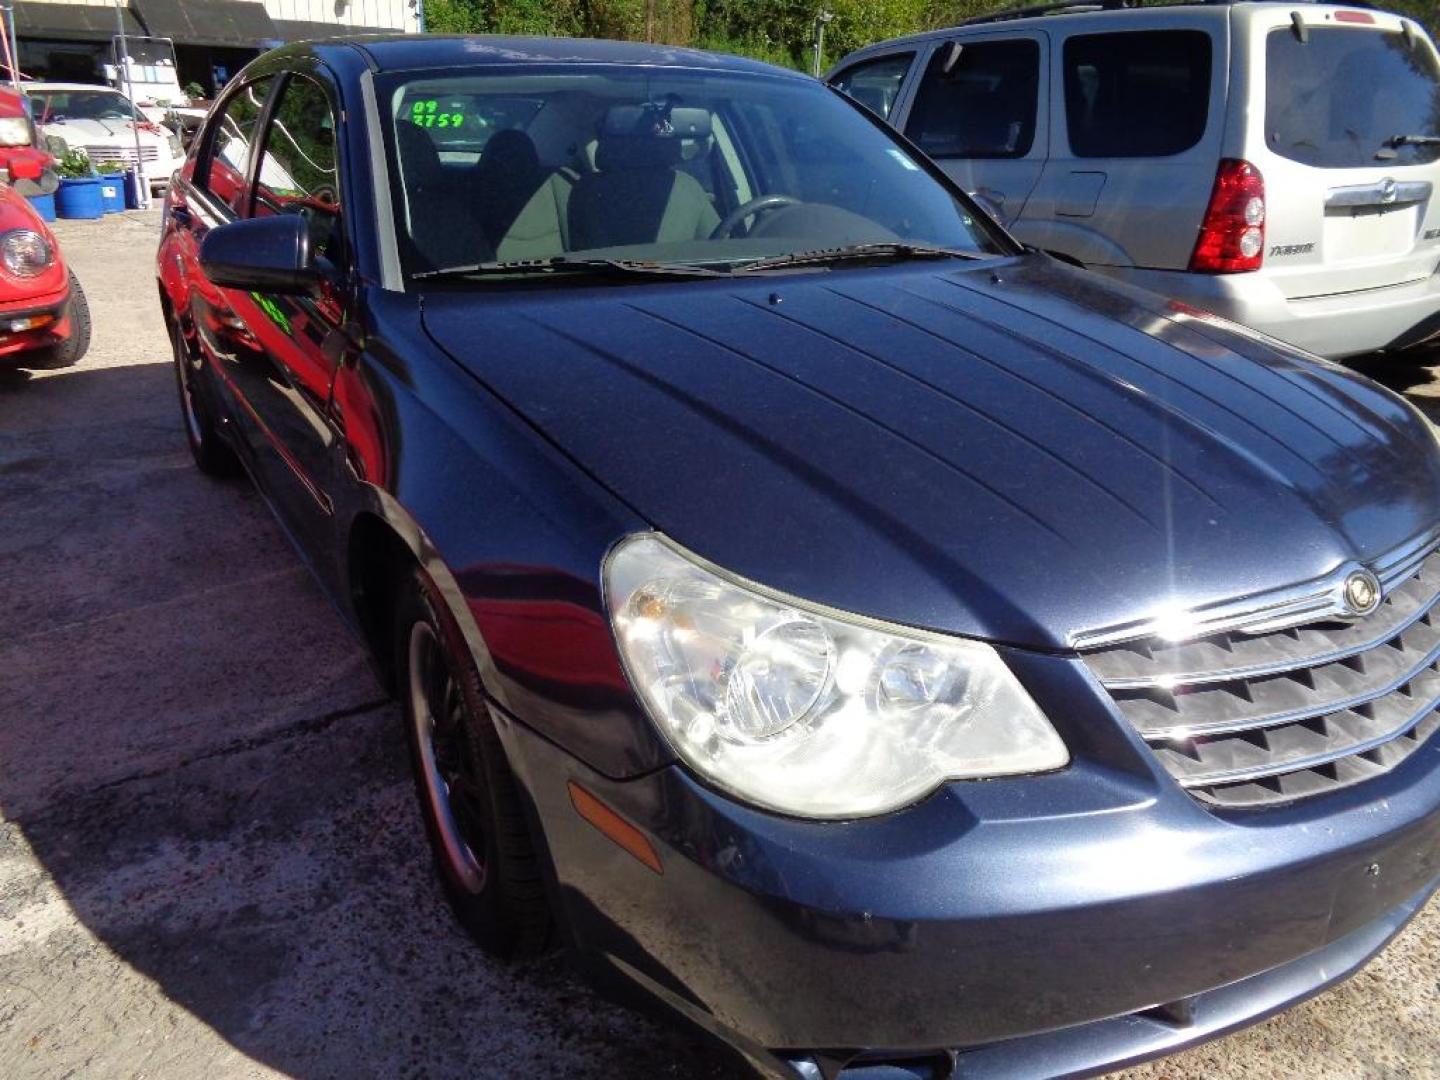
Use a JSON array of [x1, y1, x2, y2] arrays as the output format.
[[497, 648, 1440, 1078], [0, 283, 70, 361], [1101, 264, 1440, 360]]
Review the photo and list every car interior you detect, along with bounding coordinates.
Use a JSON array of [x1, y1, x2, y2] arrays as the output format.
[[388, 75, 995, 275]]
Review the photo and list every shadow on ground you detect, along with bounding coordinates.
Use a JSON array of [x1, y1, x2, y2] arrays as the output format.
[[0, 361, 738, 1079]]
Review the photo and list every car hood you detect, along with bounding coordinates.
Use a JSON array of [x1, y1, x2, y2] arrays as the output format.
[[421, 255, 1440, 650], [41, 118, 161, 143]]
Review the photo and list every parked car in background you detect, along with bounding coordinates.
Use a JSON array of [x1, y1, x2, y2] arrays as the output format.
[[159, 34, 1440, 1080], [0, 181, 88, 369], [23, 81, 184, 195], [831, 1, 1440, 360], [0, 86, 55, 188]]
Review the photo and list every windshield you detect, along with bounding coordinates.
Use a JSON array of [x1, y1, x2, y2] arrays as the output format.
[[380, 67, 1005, 278], [1266, 27, 1440, 167], [30, 89, 145, 124]]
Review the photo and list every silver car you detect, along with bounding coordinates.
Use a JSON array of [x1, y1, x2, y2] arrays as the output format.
[[830, 1, 1440, 360]]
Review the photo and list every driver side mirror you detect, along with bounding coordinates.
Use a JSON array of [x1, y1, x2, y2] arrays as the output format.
[[200, 213, 318, 295]]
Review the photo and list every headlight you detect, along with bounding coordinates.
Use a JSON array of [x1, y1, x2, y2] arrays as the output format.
[[0, 117, 30, 147], [1, 229, 53, 277], [606, 534, 1068, 818]]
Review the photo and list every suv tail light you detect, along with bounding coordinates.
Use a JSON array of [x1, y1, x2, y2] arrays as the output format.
[[1189, 159, 1265, 273]]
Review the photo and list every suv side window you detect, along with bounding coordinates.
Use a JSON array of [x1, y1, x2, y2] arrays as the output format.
[[903, 40, 1040, 159], [830, 53, 915, 120], [199, 75, 274, 214], [251, 74, 343, 265], [1063, 30, 1211, 158]]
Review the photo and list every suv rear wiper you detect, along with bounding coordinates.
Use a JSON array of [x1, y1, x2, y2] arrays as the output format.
[[734, 242, 984, 273], [1385, 134, 1440, 147], [412, 257, 729, 282]]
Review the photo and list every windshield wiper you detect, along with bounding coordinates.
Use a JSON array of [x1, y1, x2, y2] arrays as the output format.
[[412, 256, 729, 282], [1387, 134, 1440, 147], [734, 242, 984, 274]]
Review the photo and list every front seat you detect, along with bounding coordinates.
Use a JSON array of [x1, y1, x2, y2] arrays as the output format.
[[568, 106, 720, 251], [474, 128, 572, 261], [394, 119, 491, 269]]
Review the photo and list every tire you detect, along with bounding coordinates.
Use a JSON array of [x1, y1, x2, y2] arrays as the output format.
[[167, 313, 238, 477], [394, 570, 554, 958], [30, 270, 91, 369]]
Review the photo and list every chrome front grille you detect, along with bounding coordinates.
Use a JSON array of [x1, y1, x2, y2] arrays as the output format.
[[1081, 546, 1440, 808], [83, 144, 159, 164]]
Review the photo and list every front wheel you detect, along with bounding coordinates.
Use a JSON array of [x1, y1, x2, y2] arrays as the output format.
[[30, 270, 91, 369], [394, 571, 554, 958]]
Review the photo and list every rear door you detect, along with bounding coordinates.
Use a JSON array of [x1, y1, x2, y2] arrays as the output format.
[[1023, 21, 1222, 268], [1247, 8, 1440, 300], [892, 31, 1048, 227]]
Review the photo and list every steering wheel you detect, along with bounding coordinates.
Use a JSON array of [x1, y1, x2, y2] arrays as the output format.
[[711, 194, 802, 239]]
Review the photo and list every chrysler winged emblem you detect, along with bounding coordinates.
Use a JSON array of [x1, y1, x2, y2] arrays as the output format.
[[1342, 569, 1382, 616]]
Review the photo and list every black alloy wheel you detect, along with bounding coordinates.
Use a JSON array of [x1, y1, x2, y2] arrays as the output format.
[[394, 571, 554, 958]]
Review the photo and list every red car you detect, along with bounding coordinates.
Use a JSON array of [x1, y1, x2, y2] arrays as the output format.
[[0, 181, 88, 369]]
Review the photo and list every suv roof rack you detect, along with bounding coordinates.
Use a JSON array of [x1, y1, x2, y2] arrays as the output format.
[[958, 0, 1374, 28]]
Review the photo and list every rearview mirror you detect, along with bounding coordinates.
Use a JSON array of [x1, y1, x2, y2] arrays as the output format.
[[199, 213, 318, 295]]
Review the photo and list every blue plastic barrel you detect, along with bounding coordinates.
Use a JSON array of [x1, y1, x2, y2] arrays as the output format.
[[25, 192, 55, 222], [55, 176, 104, 220], [98, 177, 124, 213]]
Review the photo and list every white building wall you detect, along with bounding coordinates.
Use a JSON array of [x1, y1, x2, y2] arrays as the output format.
[[22, 0, 418, 34]]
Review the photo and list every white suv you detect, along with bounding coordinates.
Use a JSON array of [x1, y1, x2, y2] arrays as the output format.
[[830, 1, 1440, 360], [24, 82, 184, 196]]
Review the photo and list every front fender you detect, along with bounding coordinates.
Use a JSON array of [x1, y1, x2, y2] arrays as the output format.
[[333, 294, 672, 781]]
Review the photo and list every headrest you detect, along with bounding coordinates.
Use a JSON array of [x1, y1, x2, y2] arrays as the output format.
[[477, 128, 540, 178], [395, 119, 441, 186]]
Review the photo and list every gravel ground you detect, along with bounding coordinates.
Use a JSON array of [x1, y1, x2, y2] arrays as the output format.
[[0, 211, 1435, 1080]]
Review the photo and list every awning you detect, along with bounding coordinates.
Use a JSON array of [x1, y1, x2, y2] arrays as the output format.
[[14, 2, 145, 42], [132, 0, 278, 48]]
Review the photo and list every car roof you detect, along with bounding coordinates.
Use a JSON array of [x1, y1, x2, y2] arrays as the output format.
[[837, 0, 1410, 55], [308, 33, 809, 81]]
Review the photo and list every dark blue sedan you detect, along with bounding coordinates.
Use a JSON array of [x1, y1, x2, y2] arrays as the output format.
[[156, 33, 1440, 1080]]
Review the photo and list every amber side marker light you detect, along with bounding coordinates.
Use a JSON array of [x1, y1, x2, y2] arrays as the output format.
[[568, 781, 664, 875]]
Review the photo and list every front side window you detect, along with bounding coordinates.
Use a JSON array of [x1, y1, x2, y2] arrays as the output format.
[[903, 40, 1040, 159], [830, 53, 915, 120], [200, 75, 274, 214], [1063, 30, 1212, 158], [382, 68, 1004, 278], [1266, 27, 1440, 168], [252, 75, 342, 263]]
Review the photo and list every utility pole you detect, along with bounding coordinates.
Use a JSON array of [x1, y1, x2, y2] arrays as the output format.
[[113, 0, 148, 208], [812, 10, 834, 78], [1, 3, 18, 89]]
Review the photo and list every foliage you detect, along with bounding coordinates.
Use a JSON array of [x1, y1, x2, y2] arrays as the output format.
[[55, 147, 93, 179], [425, 0, 1440, 70], [94, 159, 126, 174], [183, 81, 205, 100]]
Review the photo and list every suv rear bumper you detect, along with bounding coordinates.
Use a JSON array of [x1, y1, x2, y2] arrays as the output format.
[[1102, 265, 1440, 360]]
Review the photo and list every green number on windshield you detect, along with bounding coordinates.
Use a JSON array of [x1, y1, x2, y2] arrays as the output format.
[[409, 99, 463, 130]]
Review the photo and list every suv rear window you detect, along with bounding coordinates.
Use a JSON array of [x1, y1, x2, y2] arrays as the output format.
[[1063, 30, 1211, 157], [904, 39, 1040, 159], [1266, 27, 1440, 168]]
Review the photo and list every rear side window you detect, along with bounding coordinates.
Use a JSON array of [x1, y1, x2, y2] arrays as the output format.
[[199, 75, 274, 215], [904, 39, 1040, 159], [830, 53, 915, 120], [1266, 28, 1440, 168], [1064, 30, 1211, 157]]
